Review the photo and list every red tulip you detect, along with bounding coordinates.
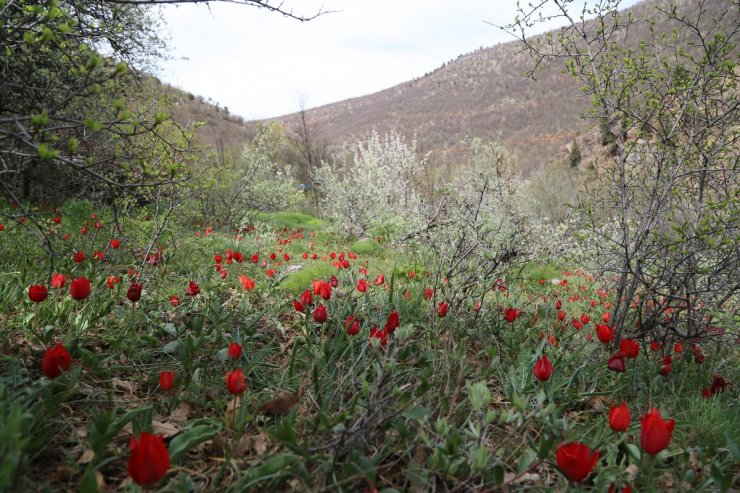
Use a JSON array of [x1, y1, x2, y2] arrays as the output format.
[[356, 279, 368, 293], [609, 403, 631, 432], [619, 339, 640, 358], [602, 312, 610, 323], [659, 356, 672, 375], [312, 303, 327, 323], [251, 254, 259, 263], [609, 484, 632, 493], [607, 353, 625, 372], [73, 250, 85, 263], [227, 342, 242, 360], [533, 354, 553, 381], [106, 275, 120, 289], [555, 300, 562, 310], [369, 326, 388, 348], [28, 284, 48, 303], [110, 239, 120, 249], [159, 371, 175, 391], [437, 301, 448, 317], [344, 316, 360, 335], [504, 307, 520, 323], [127, 282, 142, 303], [169, 295, 180, 307], [557, 310, 566, 322], [580, 313, 590, 324], [239, 275, 255, 291], [294, 300, 305, 313], [595, 324, 614, 344], [226, 368, 247, 395], [423, 288, 434, 300], [710, 374, 727, 395], [555, 442, 600, 481], [185, 281, 200, 297], [317, 280, 331, 300], [374, 274, 385, 286], [128, 432, 170, 486], [51, 273, 66, 289], [42, 343, 71, 378], [69, 276, 91, 300], [640, 408, 674, 455], [300, 289, 313, 306], [383, 310, 400, 334]]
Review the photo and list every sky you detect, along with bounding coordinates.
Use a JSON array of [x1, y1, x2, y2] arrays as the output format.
[[157, 0, 642, 120]]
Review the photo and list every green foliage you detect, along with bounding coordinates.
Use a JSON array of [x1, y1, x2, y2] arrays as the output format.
[[0, 204, 737, 491]]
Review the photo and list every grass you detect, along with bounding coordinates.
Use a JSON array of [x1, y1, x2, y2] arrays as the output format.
[[253, 211, 324, 232], [279, 261, 335, 293], [349, 238, 379, 256], [0, 202, 737, 493]]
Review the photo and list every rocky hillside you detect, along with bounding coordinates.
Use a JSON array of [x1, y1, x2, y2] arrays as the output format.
[[266, 0, 727, 175]]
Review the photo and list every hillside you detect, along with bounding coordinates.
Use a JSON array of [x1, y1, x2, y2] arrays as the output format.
[[153, 78, 255, 155], [265, 0, 726, 175]]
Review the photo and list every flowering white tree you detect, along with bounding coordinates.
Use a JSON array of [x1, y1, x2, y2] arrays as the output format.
[[314, 130, 427, 238], [413, 139, 538, 311]]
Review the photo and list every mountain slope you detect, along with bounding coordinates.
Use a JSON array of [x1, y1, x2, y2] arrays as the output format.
[[268, 0, 727, 175]]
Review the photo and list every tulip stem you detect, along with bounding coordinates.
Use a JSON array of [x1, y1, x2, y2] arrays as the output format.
[[644, 454, 656, 492], [34, 302, 41, 333]]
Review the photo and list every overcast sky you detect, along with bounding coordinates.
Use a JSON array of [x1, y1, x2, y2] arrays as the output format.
[[157, 0, 642, 120]]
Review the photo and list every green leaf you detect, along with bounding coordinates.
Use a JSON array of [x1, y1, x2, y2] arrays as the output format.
[[163, 340, 180, 354], [168, 424, 220, 464], [37, 144, 59, 160], [83, 118, 103, 132], [726, 433, 740, 460], [492, 461, 505, 485], [625, 443, 641, 461], [402, 406, 428, 420], [517, 449, 537, 475], [245, 454, 299, 483], [31, 112, 49, 128], [78, 468, 98, 493]]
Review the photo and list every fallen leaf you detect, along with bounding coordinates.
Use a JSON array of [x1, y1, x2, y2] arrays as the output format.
[[78, 449, 95, 465], [258, 388, 303, 415], [170, 402, 190, 424], [591, 396, 608, 412], [253, 432, 269, 454], [152, 419, 180, 438], [111, 377, 136, 393], [626, 464, 639, 483], [516, 472, 540, 484], [95, 471, 106, 489]]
